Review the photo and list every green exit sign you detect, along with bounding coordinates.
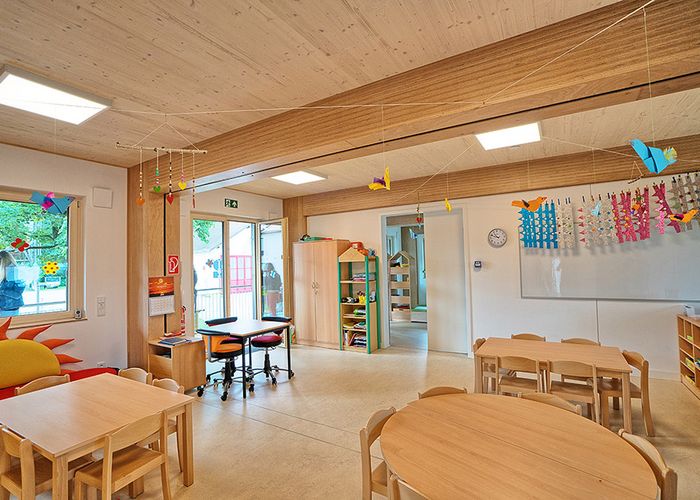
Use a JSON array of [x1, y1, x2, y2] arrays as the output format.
[[224, 198, 239, 208]]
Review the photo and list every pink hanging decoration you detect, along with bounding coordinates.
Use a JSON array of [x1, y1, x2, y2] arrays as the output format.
[[652, 182, 681, 234], [633, 187, 651, 241], [611, 193, 625, 244], [656, 204, 667, 235], [618, 191, 637, 243]]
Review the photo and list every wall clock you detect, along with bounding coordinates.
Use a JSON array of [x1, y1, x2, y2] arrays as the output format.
[[487, 228, 507, 248]]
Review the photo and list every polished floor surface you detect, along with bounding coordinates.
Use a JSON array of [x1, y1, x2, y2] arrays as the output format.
[[389, 321, 427, 350], [47, 345, 700, 499]]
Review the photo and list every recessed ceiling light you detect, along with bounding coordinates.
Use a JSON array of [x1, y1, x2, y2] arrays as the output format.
[[0, 66, 110, 125], [272, 170, 327, 185], [475, 123, 541, 150]]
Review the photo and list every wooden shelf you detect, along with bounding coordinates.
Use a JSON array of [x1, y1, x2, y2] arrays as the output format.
[[343, 314, 365, 319], [677, 315, 700, 401], [341, 301, 365, 306], [340, 280, 375, 284], [343, 327, 368, 333]]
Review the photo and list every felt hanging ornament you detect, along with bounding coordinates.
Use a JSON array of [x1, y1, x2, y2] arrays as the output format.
[[191, 152, 197, 209], [153, 154, 161, 193], [166, 151, 174, 205], [178, 153, 187, 190], [136, 149, 145, 206]]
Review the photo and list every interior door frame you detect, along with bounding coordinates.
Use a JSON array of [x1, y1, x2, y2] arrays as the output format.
[[256, 217, 290, 319]]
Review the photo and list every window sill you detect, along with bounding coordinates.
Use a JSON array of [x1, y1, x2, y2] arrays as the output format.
[[4, 315, 88, 331]]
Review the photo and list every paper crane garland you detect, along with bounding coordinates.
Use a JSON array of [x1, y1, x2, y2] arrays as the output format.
[[368, 167, 391, 191], [630, 139, 677, 174], [512, 196, 547, 212], [42, 261, 59, 275], [30, 192, 74, 215]]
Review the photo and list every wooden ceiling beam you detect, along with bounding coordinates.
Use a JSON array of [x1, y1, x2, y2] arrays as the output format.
[[296, 133, 700, 217], [139, 0, 700, 190]]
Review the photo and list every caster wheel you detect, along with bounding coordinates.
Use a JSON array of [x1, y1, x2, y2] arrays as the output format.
[[221, 393, 228, 401], [206, 375, 211, 382], [265, 372, 270, 379], [249, 385, 255, 393], [271, 377, 277, 386], [273, 366, 280, 372], [289, 370, 295, 378], [197, 388, 204, 397]]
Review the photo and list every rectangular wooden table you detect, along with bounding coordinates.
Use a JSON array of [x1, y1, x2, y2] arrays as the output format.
[[474, 338, 634, 431], [197, 318, 293, 399], [0, 373, 194, 500]]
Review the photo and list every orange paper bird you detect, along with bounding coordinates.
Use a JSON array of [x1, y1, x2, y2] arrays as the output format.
[[668, 209, 698, 223], [511, 196, 547, 212]]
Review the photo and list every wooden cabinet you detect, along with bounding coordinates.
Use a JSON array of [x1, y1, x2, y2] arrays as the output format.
[[147, 338, 206, 391], [678, 315, 700, 400], [293, 239, 350, 348]]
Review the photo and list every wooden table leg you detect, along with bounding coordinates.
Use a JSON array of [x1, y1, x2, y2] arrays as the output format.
[[182, 402, 194, 486], [622, 372, 633, 433], [474, 355, 484, 393], [51, 455, 69, 500]]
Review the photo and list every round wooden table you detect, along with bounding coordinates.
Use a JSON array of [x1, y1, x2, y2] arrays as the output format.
[[380, 394, 657, 499]]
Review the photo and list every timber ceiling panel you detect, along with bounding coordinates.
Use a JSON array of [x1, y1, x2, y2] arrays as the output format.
[[233, 87, 700, 198], [0, 0, 616, 166]]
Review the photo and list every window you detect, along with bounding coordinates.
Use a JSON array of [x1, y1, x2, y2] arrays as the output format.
[[0, 187, 84, 325]]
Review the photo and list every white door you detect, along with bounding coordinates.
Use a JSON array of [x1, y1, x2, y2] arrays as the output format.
[[424, 208, 468, 353]]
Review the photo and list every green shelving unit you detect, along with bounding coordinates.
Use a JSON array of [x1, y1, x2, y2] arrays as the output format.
[[337, 248, 381, 353]]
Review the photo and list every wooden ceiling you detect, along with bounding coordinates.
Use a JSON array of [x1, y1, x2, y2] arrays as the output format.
[[0, 0, 617, 167], [233, 87, 700, 198]]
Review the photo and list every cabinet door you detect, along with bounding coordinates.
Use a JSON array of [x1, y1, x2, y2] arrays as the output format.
[[292, 243, 316, 344], [313, 242, 342, 347]]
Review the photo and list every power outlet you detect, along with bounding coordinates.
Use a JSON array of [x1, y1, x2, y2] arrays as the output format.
[[96, 361, 105, 368], [96, 296, 106, 317]]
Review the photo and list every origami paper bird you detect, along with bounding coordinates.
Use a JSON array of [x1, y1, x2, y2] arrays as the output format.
[[368, 167, 391, 191], [511, 196, 547, 212], [591, 201, 601, 217], [444, 198, 452, 212], [668, 209, 698, 224], [30, 191, 74, 215], [630, 139, 677, 174]]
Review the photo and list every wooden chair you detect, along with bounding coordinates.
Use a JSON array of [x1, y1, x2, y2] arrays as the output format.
[[151, 378, 185, 471], [418, 386, 468, 399], [599, 351, 654, 436], [561, 337, 600, 345], [0, 426, 92, 499], [521, 393, 582, 415], [474, 338, 496, 393], [14, 374, 70, 396], [547, 361, 599, 423], [118, 367, 153, 384], [495, 356, 542, 396], [74, 411, 171, 500], [618, 430, 676, 500], [388, 473, 427, 500], [359, 407, 396, 500], [511, 333, 546, 342]]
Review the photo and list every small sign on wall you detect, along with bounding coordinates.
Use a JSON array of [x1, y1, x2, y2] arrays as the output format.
[[167, 254, 180, 275], [224, 198, 239, 208]]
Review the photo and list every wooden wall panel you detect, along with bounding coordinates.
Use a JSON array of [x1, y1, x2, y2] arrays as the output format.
[[298, 134, 700, 217], [282, 197, 307, 324], [139, 0, 700, 187]]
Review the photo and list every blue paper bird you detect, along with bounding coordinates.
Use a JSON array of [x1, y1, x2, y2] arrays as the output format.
[[30, 191, 74, 215], [591, 201, 601, 217], [630, 139, 677, 174]]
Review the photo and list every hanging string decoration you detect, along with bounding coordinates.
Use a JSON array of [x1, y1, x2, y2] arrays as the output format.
[[415, 194, 423, 224], [166, 151, 175, 205], [518, 201, 557, 249], [670, 175, 694, 231], [153, 155, 161, 193], [178, 153, 187, 190], [444, 169, 452, 212], [191, 152, 197, 209], [632, 187, 651, 240], [652, 182, 681, 234], [137, 148, 145, 206], [555, 198, 575, 249]]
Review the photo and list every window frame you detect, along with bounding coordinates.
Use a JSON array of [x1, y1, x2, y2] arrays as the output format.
[[0, 186, 85, 327]]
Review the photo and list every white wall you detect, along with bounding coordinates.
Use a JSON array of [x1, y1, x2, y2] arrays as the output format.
[[307, 176, 699, 379], [179, 188, 283, 332], [0, 144, 127, 368]]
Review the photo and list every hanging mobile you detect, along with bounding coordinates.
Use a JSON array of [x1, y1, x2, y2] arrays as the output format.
[[416, 193, 424, 224], [192, 152, 197, 209], [136, 148, 145, 205], [166, 151, 174, 205], [444, 169, 452, 212], [178, 152, 187, 190], [153, 153, 161, 193]]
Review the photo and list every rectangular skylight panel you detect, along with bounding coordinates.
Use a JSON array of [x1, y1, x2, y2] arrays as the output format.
[[475, 123, 541, 150], [272, 171, 327, 185]]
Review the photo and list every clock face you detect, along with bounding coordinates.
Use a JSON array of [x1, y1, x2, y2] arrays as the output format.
[[488, 228, 507, 248]]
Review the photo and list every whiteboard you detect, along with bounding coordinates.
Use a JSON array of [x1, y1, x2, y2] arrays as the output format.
[[520, 228, 700, 301]]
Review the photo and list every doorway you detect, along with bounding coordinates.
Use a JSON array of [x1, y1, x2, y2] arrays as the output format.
[[385, 214, 428, 350]]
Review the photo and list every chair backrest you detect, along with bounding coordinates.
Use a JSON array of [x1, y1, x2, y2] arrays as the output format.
[[473, 337, 486, 352], [618, 430, 677, 500], [418, 386, 468, 399], [261, 315, 292, 334], [0, 426, 36, 497], [388, 473, 427, 500], [118, 367, 152, 384], [521, 393, 582, 415], [102, 412, 167, 493], [204, 316, 238, 326], [152, 378, 184, 394], [14, 374, 70, 396], [360, 407, 396, 499], [548, 360, 595, 378], [561, 337, 600, 346], [511, 333, 546, 342], [497, 356, 539, 373]]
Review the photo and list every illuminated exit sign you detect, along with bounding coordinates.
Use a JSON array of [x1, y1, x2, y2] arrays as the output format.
[[224, 198, 239, 208]]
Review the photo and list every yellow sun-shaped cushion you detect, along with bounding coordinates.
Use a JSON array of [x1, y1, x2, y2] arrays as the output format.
[[0, 339, 60, 388], [42, 261, 59, 274]]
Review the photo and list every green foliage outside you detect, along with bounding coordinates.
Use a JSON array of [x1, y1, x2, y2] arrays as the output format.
[[0, 200, 68, 286], [193, 218, 215, 243]]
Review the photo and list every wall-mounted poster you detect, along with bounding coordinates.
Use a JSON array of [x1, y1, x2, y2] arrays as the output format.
[[148, 276, 175, 316]]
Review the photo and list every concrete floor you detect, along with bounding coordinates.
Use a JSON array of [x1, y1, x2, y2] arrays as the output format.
[[67, 345, 700, 499]]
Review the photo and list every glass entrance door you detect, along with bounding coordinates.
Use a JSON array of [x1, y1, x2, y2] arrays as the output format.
[[228, 221, 256, 320], [258, 219, 287, 317], [192, 218, 225, 329]]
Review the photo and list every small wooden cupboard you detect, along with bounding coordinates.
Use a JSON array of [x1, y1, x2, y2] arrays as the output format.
[[293, 239, 350, 348]]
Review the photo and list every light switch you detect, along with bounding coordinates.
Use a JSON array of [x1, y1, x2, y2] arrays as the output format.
[[96, 296, 106, 317]]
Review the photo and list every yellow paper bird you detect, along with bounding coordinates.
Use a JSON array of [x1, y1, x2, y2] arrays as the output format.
[[368, 167, 391, 191], [511, 196, 547, 212], [669, 208, 698, 223], [444, 198, 452, 212]]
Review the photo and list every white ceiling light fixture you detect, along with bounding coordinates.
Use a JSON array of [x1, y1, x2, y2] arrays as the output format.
[[0, 66, 111, 125], [272, 170, 327, 185], [475, 122, 541, 150]]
